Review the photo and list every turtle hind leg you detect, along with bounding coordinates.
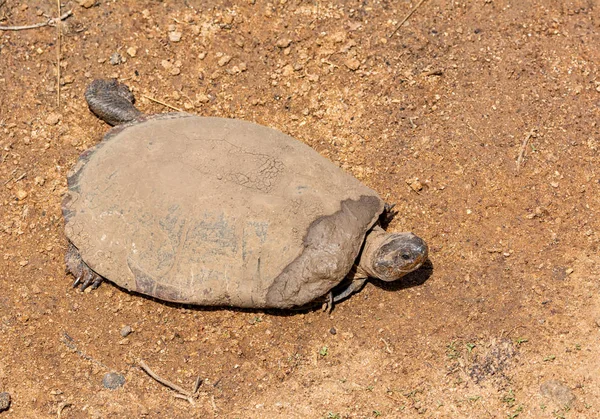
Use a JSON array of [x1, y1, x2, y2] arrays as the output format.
[[65, 244, 104, 291], [85, 79, 143, 126]]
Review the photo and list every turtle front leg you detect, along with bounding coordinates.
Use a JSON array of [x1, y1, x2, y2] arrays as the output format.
[[321, 277, 368, 313], [65, 244, 104, 291]]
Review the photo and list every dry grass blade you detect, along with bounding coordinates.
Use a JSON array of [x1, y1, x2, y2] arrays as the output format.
[[141, 94, 185, 112], [388, 0, 428, 38], [0, 10, 72, 31], [139, 360, 194, 399]]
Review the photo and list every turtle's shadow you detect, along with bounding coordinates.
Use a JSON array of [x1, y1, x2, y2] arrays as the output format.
[[89, 259, 433, 316]]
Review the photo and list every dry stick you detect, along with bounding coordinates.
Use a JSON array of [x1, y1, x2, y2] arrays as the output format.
[[141, 94, 185, 112], [139, 360, 194, 398], [516, 129, 535, 171], [388, 0, 428, 38], [56, 0, 61, 107], [0, 10, 72, 31]]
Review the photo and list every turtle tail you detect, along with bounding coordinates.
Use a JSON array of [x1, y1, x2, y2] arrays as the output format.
[[85, 79, 143, 126]]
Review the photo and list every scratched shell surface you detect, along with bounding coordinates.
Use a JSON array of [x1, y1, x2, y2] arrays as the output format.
[[63, 114, 383, 308]]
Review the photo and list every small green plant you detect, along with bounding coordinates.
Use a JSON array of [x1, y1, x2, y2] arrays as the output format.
[[467, 395, 481, 402], [515, 337, 528, 345], [319, 346, 329, 357], [575, 344, 581, 350], [325, 412, 341, 419], [373, 410, 381, 417], [507, 405, 523, 418], [466, 342, 476, 353], [502, 390, 516, 407], [446, 341, 460, 359], [366, 385, 374, 392], [543, 355, 556, 362]]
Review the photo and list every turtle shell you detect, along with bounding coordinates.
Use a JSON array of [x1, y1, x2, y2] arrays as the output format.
[[63, 114, 384, 308]]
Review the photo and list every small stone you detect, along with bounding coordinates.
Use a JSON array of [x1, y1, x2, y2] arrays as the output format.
[[61, 74, 75, 85], [282, 64, 295, 77], [345, 58, 361, 71], [142, 9, 151, 19], [78, 0, 95, 8], [329, 327, 337, 335], [276, 38, 292, 48], [540, 380, 575, 406], [45, 113, 61, 125], [102, 372, 126, 390], [407, 179, 423, 192], [198, 52, 207, 60], [0, 392, 10, 412], [169, 32, 182, 42], [218, 55, 232, 67], [196, 93, 210, 103], [120, 325, 133, 337], [126, 47, 137, 58], [169, 67, 181, 76], [109, 52, 123, 66], [161, 60, 172, 69], [595, 318, 600, 328], [16, 190, 28, 200], [19, 260, 28, 267]]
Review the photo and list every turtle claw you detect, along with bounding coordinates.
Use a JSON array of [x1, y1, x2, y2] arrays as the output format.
[[321, 291, 334, 313], [72, 273, 83, 288]]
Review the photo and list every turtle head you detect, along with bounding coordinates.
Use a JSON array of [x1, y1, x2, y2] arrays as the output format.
[[358, 230, 428, 281]]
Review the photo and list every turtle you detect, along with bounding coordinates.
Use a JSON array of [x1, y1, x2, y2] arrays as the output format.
[[62, 79, 428, 310]]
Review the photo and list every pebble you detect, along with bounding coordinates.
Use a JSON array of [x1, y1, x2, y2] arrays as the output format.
[[102, 372, 126, 390], [540, 380, 574, 406], [109, 53, 123, 65], [345, 58, 361, 71], [169, 32, 182, 42], [0, 392, 10, 412], [126, 47, 137, 57], [169, 67, 181, 76], [218, 55, 232, 67], [276, 38, 292, 48], [15, 190, 28, 200], [120, 325, 133, 337], [45, 113, 61, 125], [78, 0, 95, 8], [329, 327, 337, 335]]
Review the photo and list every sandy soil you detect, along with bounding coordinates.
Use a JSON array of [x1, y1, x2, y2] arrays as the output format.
[[1, 0, 600, 417]]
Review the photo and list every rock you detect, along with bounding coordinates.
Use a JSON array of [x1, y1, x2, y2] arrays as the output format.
[[45, 113, 61, 125], [329, 327, 337, 335], [282, 64, 295, 77], [276, 38, 292, 48], [169, 32, 182, 42], [120, 325, 133, 337], [126, 47, 137, 58], [540, 380, 575, 406], [15, 190, 28, 200], [0, 392, 10, 412], [102, 372, 126, 390], [169, 67, 181, 76], [218, 55, 232, 67], [345, 58, 361, 71], [109, 53, 122, 66], [78, 0, 95, 8]]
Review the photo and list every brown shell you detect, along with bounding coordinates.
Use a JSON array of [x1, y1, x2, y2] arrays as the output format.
[[63, 114, 383, 308]]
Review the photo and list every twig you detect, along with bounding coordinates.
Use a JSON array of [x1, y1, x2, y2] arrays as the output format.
[[380, 337, 393, 354], [57, 402, 73, 418], [139, 360, 194, 398], [61, 332, 111, 371], [388, 0, 428, 38], [56, 0, 61, 107], [516, 129, 536, 171], [0, 10, 72, 31], [141, 94, 184, 112]]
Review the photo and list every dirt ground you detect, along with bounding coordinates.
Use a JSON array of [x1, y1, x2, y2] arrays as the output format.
[[1, 0, 600, 417]]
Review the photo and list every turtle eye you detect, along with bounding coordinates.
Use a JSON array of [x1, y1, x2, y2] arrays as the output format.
[[401, 254, 411, 260]]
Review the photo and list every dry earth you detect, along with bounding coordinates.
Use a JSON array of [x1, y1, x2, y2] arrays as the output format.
[[1, 0, 600, 418]]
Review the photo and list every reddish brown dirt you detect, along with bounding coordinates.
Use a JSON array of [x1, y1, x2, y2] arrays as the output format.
[[1, 0, 600, 418]]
